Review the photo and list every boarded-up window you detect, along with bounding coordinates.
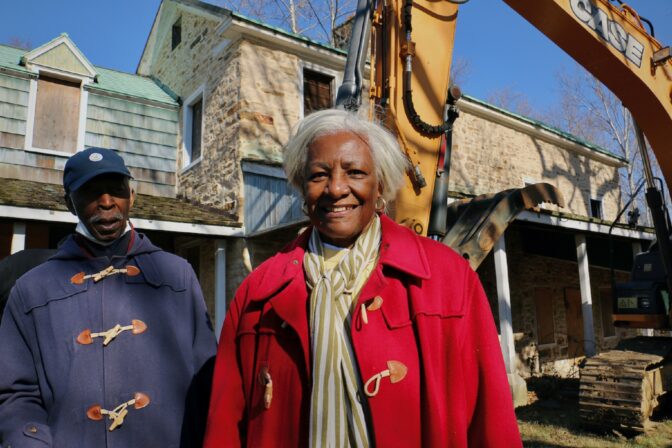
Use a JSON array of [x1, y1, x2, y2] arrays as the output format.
[[303, 69, 333, 115], [564, 287, 585, 357], [535, 287, 555, 345], [33, 76, 81, 152], [600, 287, 616, 337]]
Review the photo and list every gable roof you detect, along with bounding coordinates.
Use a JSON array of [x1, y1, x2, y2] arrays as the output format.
[[138, 0, 346, 75], [23, 33, 97, 80]]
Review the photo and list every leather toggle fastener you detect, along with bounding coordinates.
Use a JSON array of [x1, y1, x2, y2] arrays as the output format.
[[77, 320, 147, 346], [87, 392, 150, 431], [258, 367, 273, 409], [360, 296, 384, 325], [363, 360, 408, 397], [71, 265, 141, 284]]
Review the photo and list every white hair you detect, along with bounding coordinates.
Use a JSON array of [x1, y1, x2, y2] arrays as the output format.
[[283, 109, 410, 201]]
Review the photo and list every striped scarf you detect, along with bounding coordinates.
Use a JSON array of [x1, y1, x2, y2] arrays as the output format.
[[304, 215, 381, 448]]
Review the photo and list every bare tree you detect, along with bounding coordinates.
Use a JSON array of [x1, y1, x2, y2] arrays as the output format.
[[6, 37, 32, 50], [449, 56, 472, 89], [217, 0, 357, 45], [546, 63, 655, 226], [486, 85, 536, 119]]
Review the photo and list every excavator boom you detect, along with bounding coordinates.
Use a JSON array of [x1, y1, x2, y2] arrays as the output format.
[[337, 0, 672, 434]]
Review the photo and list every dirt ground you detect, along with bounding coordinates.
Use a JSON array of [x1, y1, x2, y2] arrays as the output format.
[[517, 376, 672, 447]]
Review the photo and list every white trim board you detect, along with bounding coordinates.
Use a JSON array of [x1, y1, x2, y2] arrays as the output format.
[[517, 210, 654, 240], [0, 205, 244, 237]]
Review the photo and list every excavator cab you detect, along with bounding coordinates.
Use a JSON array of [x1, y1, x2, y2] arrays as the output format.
[[613, 240, 672, 330]]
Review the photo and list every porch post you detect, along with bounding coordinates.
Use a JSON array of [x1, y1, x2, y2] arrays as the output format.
[[11, 222, 26, 254], [575, 234, 596, 357], [494, 235, 516, 374], [214, 239, 227, 341]]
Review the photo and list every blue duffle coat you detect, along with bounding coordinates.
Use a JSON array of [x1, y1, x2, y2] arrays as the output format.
[[0, 232, 216, 447]]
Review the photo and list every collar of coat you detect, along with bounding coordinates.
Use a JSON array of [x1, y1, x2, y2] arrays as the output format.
[[247, 213, 431, 303], [50, 231, 171, 289]]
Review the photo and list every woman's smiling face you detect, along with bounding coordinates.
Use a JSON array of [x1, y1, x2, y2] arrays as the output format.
[[304, 131, 380, 247]]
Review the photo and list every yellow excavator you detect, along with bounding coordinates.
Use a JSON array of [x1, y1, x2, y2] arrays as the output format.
[[335, 0, 672, 433]]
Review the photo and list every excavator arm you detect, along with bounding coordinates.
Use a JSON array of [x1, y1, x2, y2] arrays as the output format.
[[337, 0, 672, 434], [337, 0, 671, 270]]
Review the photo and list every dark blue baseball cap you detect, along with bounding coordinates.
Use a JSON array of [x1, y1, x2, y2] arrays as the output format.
[[63, 147, 132, 193]]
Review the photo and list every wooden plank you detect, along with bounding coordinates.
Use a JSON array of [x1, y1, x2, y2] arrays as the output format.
[[118, 151, 175, 172], [535, 287, 555, 345], [0, 147, 67, 170], [129, 165, 175, 186], [0, 101, 28, 120], [565, 287, 585, 357], [87, 104, 177, 134], [0, 74, 30, 92], [244, 172, 302, 233], [0, 117, 26, 135], [88, 93, 177, 121], [85, 132, 176, 160], [0, 86, 29, 106], [0, 131, 25, 150], [32, 77, 80, 153], [86, 119, 177, 147]]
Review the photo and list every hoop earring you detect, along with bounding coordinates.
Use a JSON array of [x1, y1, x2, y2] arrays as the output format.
[[301, 201, 309, 215], [375, 196, 386, 212]]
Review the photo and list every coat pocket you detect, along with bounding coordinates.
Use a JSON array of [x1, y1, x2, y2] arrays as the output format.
[[22, 422, 52, 445]]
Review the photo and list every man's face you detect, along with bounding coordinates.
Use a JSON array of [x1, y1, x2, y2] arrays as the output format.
[[67, 173, 135, 242]]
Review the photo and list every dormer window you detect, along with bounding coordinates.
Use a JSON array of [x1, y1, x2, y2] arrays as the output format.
[[32, 76, 81, 153], [22, 34, 96, 155], [172, 18, 182, 50]]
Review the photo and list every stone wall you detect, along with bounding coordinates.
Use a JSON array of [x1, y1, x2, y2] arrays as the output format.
[[150, 13, 241, 221], [452, 108, 623, 221], [237, 41, 302, 164]]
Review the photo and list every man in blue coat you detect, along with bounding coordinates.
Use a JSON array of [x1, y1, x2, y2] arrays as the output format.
[[0, 148, 217, 447]]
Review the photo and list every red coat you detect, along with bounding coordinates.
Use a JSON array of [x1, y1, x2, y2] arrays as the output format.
[[204, 215, 521, 447]]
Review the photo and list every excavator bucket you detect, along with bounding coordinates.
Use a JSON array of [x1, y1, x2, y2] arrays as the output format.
[[442, 182, 565, 270]]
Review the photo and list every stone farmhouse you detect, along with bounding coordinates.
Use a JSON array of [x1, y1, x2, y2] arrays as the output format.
[[0, 0, 653, 391]]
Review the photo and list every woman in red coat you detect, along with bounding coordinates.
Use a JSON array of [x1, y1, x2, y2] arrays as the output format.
[[204, 109, 522, 447]]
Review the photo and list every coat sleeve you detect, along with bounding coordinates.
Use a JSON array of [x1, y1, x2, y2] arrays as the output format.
[[180, 267, 217, 448], [0, 289, 53, 447], [461, 268, 522, 447], [203, 283, 248, 447]]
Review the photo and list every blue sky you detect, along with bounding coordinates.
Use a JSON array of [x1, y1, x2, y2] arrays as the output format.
[[1, 0, 670, 113], [452, 1, 672, 111]]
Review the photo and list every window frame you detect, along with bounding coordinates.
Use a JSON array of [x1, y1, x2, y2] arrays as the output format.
[[24, 68, 89, 157], [590, 197, 603, 219], [172, 17, 182, 51], [299, 62, 340, 118], [181, 84, 206, 172]]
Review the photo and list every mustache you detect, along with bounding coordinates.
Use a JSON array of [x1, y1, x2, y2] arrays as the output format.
[[88, 213, 124, 225]]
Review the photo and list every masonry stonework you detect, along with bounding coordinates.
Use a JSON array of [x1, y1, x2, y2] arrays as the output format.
[[150, 13, 241, 221], [453, 109, 623, 220]]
